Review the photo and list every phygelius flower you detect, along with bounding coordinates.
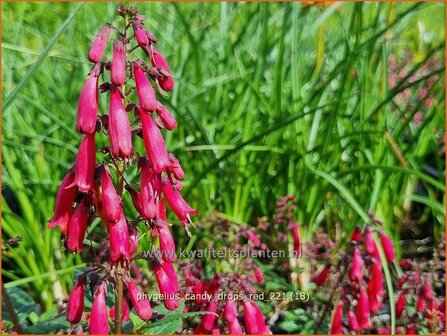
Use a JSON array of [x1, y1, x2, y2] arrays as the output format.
[[201, 299, 218, 331], [70, 134, 96, 192], [124, 276, 153, 320], [152, 259, 179, 311], [89, 282, 109, 335], [151, 49, 174, 91], [138, 106, 171, 173], [133, 21, 149, 47], [396, 294, 407, 318], [349, 247, 364, 282], [48, 169, 77, 234], [330, 302, 343, 334], [356, 290, 371, 330], [134, 64, 157, 112], [364, 228, 380, 259], [108, 214, 131, 263], [95, 165, 122, 223], [224, 301, 243, 335], [290, 222, 301, 256], [110, 298, 130, 322], [162, 178, 197, 232], [128, 225, 139, 256], [243, 301, 270, 335], [138, 158, 158, 218], [379, 232, 395, 263], [350, 226, 362, 243], [156, 103, 177, 130], [167, 154, 184, 180], [254, 266, 264, 284], [108, 88, 133, 158], [67, 276, 85, 324], [66, 198, 89, 253], [111, 40, 126, 86], [76, 70, 99, 134], [367, 262, 384, 313], [312, 264, 330, 286], [158, 223, 176, 261], [88, 25, 111, 63]]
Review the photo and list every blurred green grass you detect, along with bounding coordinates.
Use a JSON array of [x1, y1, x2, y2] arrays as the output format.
[[1, 1, 445, 312]]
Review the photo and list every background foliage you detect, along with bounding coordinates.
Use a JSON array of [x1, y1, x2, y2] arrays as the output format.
[[1, 1, 445, 333]]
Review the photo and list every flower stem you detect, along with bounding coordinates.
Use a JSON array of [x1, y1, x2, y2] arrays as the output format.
[[114, 272, 124, 334], [2, 283, 24, 334]]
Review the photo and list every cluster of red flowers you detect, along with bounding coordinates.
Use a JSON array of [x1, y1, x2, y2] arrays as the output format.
[[179, 215, 270, 335], [328, 225, 396, 333], [47, 6, 195, 333]]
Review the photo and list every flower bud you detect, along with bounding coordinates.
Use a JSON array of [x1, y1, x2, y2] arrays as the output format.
[[330, 302, 343, 334], [138, 158, 158, 218], [48, 169, 77, 234], [243, 301, 270, 335], [254, 266, 264, 284], [396, 294, 407, 319], [349, 247, 364, 282], [134, 64, 157, 112], [158, 224, 176, 261], [379, 232, 395, 263], [290, 222, 301, 256], [224, 300, 238, 322], [156, 104, 177, 130], [162, 178, 197, 231], [152, 259, 179, 310], [312, 264, 330, 286], [109, 88, 133, 158], [125, 277, 153, 320], [96, 165, 122, 223], [67, 198, 89, 253], [356, 291, 371, 330], [138, 107, 171, 173], [111, 40, 126, 86], [202, 300, 218, 331], [166, 154, 184, 180], [76, 72, 99, 134], [133, 22, 149, 47], [67, 277, 85, 324], [151, 49, 174, 92], [71, 134, 96, 192], [350, 225, 362, 243], [108, 214, 131, 263], [364, 228, 380, 259], [88, 25, 111, 63], [89, 282, 109, 335]]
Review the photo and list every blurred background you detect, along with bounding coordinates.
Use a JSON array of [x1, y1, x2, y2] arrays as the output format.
[[1, 1, 445, 333]]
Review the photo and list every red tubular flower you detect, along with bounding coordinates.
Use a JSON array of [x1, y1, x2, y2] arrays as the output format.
[[254, 266, 264, 284], [312, 264, 330, 286], [124, 276, 153, 320], [348, 310, 360, 331], [67, 198, 89, 253], [158, 224, 176, 261], [350, 225, 362, 243], [151, 49, 174, 91], [89, 282, 109, 335], [349, 247, 364, 282], [76, 72, 99, 134], [162, 178, 197, 232], [364, 228, 380, 260], [133, 21, 149, 47], [110, 298, 130, 322], [111, 40, 126, 86], [96, 165, 122, 223], [152, 259, 179, 310], [201, 300, 218, 331], [246, 230, 261, 247], [290, 222, 301, 255], [48, 169, 77, 234], [134, 64, 157, 112], [128, 225, 139, 256], [422, 283, 433, 300], [356, 291, 371, 330], [330, 302, 343, 334], [156, 103, 177, 130], [108, 88, 133, 158], [138, 107, 171, 173], [243, 301, 269, 335], [224, 301, 243, 334], [71, 134, 96, 192], [395, 294, 407, 319], [416, 293, 425, 312], [138, 158, 158, 219], [379, 232, 395, 263], [67, 276, 85, 324], [167, 154, 184, 180], [88, 25, 111, 63], [367, 263, 384, 314], [108, 214, 131, 263], [228, 319, 243, 335]]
